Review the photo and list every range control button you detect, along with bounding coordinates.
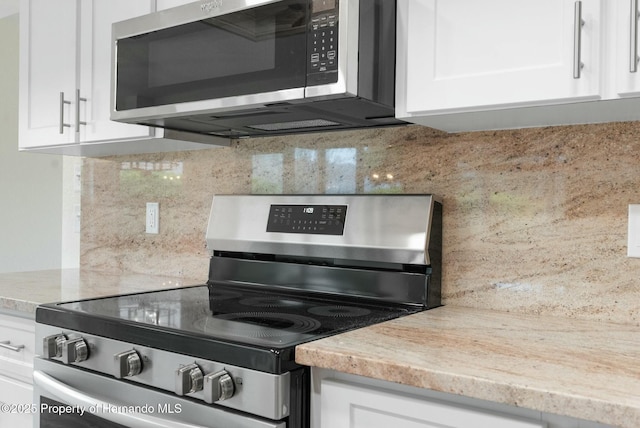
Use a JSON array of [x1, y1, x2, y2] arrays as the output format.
[[204, 370, 235, 403], [175, 363, 204, 396], [42, 334, 67, 359], [113, 349, 143, 378], [61, 337, 89, 364]]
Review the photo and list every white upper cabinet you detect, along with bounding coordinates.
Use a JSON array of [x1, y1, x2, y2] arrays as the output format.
[[399, 0, 602, 115], [19, 0, 152, 151], [397, 0, 640, 132], [19, 0, 78, 148], [77, 1, 153, 144], [615, 0, 640, 96], [19, 0, 227, 156]]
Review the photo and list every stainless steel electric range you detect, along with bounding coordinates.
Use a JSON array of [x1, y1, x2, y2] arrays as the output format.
[[33, 194, 442, 428]]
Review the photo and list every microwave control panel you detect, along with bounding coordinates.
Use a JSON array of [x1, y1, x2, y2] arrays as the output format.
[[307, 0, 339, 85]]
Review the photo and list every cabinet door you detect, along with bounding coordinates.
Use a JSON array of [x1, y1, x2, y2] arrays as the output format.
[[19, 0, 78, 149], [615, 0, 640, 96], [321, 379, 545, 428], [397, 0, 603, 117], [77, 0, 154, 143], [0, 376, 33, 428], [0, 314, 35, 428]]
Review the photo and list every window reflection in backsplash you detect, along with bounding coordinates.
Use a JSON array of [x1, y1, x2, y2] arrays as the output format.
[[359, 146, 402, 194], [325, 148, 357, 193], [250, 146, 402, 195], [364, 172, 402, 193], [294, 148, 320, 193], [119, 161, 184, 198], [251, 153, 283, 193]]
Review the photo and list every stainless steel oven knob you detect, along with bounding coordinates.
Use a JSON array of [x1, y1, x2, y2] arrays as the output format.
[[204, 370, 235, 403], [61, 337, 89, 364], [42, 334, 66, 359], [113, 349, 143, 378], [175, 363, 204, 396]]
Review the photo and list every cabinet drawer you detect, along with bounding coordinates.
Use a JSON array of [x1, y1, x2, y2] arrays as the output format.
[[0, 313, 35, 384]]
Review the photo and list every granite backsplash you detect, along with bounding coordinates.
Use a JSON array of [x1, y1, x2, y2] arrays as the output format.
[[80, 123, 640, 325]]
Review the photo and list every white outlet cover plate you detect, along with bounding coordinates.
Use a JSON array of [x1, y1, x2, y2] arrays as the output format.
[[146, 202, 159, 234], [628, 205, 640, 257]]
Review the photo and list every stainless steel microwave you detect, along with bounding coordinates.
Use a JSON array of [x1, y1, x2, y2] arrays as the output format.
[[110, 0, 404, 139]]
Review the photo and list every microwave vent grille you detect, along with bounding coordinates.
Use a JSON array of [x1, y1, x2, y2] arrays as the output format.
[[247, 119, 340, 132]]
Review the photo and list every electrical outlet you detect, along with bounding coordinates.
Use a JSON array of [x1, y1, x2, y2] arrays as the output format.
[[73, 204, 81, 233], [628, 205, 640, 257], [146, 202, 159, 234], [73, 163, 82, 193]]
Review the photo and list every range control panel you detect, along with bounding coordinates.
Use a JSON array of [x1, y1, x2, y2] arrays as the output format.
[[267, 204, 347, 235]]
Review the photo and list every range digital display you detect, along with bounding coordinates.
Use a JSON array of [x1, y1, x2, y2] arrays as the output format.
[[312, 0, 336, 13], [267, 204, 347, 235]]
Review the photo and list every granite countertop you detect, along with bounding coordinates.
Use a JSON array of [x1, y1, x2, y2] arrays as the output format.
[[4, 270, 638, 427], [296, 305, 640, 428], [0, 269, 200, 316]]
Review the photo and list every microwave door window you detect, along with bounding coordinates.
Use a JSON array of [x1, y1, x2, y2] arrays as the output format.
[[146, 19, 277, 87], [116, 0, 308, 111]]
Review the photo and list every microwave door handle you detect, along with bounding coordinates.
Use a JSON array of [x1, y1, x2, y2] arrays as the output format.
[[33, 370, 208, 428]]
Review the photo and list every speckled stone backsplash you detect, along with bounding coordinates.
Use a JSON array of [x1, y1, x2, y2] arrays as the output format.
[[81, 123, 640, 324]]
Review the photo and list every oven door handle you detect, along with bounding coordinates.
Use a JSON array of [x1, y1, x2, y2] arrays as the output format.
[[33, 370, 208, 428]]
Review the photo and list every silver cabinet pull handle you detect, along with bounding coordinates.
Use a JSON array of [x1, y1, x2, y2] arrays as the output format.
[[573, 1, 585, 79], [0, 340, 25, 352], [59, 92, 71, 134], [631, 0, 639, 72], [75, 89, 87, 132]]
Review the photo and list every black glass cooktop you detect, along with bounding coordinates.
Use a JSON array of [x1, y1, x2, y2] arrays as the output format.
[[36, 284, 416, 373]]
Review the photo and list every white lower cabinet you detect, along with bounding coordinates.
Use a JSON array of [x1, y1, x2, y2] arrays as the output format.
[[0, 313, 35, 428], [320, 379, 544, 428], [312, 369, 612, 428], [0, 376, 33, 428]]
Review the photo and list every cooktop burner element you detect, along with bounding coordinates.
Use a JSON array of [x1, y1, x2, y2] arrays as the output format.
[[239, 296, 305, 308], [207, 312, 322, 338], [308, 305, 372, 318], [214, 312, 320, 332]]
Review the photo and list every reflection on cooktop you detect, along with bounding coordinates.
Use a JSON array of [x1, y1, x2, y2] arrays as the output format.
[[53, 284, 414, 350], [193, 312, 322, 346], [239, 297, 306, 308], [208, 289, 244, 301]]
